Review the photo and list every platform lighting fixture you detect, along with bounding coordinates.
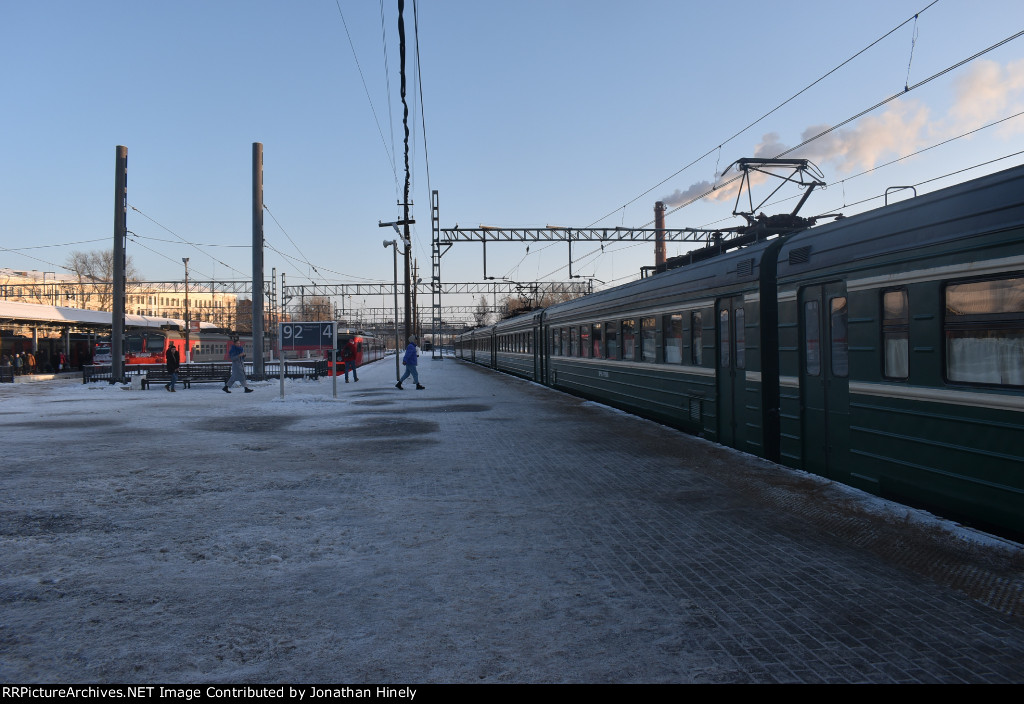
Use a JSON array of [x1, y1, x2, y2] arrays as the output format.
[[383, 240, 402, 381]]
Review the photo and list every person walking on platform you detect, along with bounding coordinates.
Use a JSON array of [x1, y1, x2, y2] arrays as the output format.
[[223, 336, 253, 393], [165, 344, 180, 392], [341, 338, 358, 383], [395, 335, 425, 390]]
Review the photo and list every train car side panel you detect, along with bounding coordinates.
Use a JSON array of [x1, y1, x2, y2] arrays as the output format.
[[777, 164, 1024, 537]]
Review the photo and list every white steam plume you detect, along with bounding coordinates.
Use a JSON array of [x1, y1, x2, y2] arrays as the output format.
[[660, 58, 1024, 210]]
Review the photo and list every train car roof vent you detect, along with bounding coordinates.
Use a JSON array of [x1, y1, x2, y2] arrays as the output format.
[[789, 246, 812, 265], [736, 259, 754, 276]]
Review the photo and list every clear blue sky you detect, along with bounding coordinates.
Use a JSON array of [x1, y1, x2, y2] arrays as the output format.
[[2, 1, 1023, 310]]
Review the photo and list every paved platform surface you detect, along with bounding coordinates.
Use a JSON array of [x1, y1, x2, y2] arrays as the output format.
[[1, 355, 1022, 683]]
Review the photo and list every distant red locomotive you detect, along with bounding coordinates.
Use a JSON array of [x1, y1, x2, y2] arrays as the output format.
[[108, 327, 254, 365], [325, 330, 386, 375]]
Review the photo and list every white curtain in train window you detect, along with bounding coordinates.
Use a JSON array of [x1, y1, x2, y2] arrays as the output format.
[[620, 319, 635, 361], [663, 314, 682, 364], [883, 289, 909, 380], [945, 277, 1024, 386], [641, 317, 656, 362], [884, 337, 910, 379], [947, 333, 1024, 385], [691, 312, 702, 365]]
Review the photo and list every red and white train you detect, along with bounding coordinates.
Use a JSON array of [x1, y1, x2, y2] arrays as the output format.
[[95, 326, 255, 365], [95, 325, 385, 372]]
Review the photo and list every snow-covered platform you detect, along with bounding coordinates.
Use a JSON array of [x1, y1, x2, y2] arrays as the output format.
[[2, 355, 1022, 683]]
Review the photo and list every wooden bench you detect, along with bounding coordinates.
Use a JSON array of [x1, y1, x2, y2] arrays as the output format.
[[141, 364, 234, 390]]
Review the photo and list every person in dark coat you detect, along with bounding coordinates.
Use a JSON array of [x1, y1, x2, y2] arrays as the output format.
[[395, 335, 424, 390], [165, 344, 180, 392]]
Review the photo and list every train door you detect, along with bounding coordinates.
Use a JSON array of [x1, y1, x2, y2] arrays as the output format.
[[716, 296, 745, 448], [798, 283, 850, 479], [536, 321, 544, 382]]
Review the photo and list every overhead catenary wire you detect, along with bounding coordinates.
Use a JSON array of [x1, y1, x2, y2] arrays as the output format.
[[658, 26, 1024, 223], [543, 146, 1024, 288], [380, 0, 398, 201], [585, 0, 942, 228], [128, 205, 248, 279], [506, 11, 1022, 287], [520, 2, 951, 281], [691, 109, 1024, 231], [334, 0, 399, 187]]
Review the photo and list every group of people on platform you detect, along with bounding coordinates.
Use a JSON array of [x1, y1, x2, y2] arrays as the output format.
[[1, 350, 68, 375], [161, 334, 427, 394]]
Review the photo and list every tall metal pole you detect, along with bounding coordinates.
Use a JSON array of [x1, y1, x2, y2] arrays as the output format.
[[112, 146, 127, 383], [182, 257, 191, 362], [393, 242, 401, 380], [252, 142, 265, 378], [398, 0, 413, 342], [271, 266, 277, 361]]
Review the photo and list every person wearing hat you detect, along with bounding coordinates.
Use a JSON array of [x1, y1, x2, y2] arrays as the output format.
[[396, 335, 425, 390]]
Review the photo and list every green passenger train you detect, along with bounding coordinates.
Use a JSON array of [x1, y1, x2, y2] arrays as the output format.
[[455, 164, 1024, 540]]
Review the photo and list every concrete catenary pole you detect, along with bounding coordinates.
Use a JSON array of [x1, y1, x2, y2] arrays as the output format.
[[112, 146, 128, 383], [252, 143, 265, 378]]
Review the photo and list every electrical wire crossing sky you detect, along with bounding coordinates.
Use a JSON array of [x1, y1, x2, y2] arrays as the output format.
[[2, 0, 1022, 303]]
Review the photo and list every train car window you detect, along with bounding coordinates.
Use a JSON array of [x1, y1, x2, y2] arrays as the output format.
[[734, 307, 745, 370], [691, 312, 703, 365], [592, 322, 603, 359], [719, 309, 731, 368], [883, 289, 910, 380], [605, 321, 619, 360], [641, 317, 656, 362], [945, 276, 1024, 386], [664, 314, 682, 364], [804, 301, 821, 376], [552, 328, 560, 356], [621, 319, 636, 360], [830, 297, 848, 377], [580, 324, 591, 358], [561, 328, 570, 356], [570, 327, 580, 357]]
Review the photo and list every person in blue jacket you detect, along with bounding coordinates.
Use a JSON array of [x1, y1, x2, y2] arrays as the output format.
[[223, 336, 253, 393], [395, 335, 425, 390]]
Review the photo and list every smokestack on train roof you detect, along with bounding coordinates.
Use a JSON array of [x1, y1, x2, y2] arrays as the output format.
[[654, 201, 667, 268]]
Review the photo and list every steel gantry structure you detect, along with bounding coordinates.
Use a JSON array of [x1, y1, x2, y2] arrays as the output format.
[[283, 279, 591, 341], [427, 190, 737, 359]]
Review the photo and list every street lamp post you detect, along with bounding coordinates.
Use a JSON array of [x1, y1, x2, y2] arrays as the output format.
[[383, 239, 402, 381], [182, 258, 191, 363]]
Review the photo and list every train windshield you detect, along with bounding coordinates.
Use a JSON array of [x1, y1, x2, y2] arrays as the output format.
[[94, 342, 112, 363], [125, 332, 167, 354]]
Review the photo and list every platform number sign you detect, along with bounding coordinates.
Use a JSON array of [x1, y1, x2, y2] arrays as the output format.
[[280, 322, 336, 351]]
